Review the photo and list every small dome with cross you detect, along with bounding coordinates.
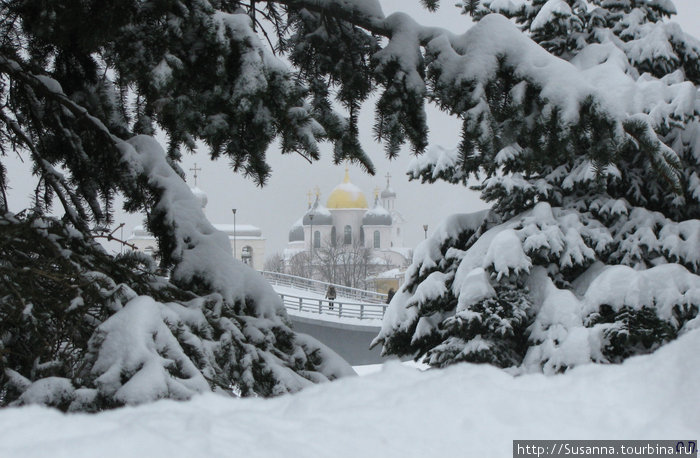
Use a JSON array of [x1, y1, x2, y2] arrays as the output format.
[[381, 172, 396, 198]]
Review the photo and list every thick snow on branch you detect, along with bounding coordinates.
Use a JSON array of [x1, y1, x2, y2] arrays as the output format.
[[530, 0, 573, 31], [524, 261, 700, 374], [581, 264, 700, 321], [375, 210, 490, 344], [90, 296, 211, 405], [373, 12, 426, 93], [435, 15, 621, 121], [408, 14, 693, 194], [118, 136, 282, 316], [376, 201, 700, 371]]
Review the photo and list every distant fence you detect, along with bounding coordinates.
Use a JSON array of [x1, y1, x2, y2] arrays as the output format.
[[260, 271, 388, 304], [278, 292, 387, 321]]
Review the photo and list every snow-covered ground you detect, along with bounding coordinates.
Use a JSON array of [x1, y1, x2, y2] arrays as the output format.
[[1, 329, 698, 458]]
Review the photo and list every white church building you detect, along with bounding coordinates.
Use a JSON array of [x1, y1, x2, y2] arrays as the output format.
[[285, 169, 411, 274]]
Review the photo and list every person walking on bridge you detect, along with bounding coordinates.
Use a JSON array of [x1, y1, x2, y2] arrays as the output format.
[[325, 285, 336, 310]]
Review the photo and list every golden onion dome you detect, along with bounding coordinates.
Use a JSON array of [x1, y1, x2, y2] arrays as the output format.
[[326, 169, 368, 209]]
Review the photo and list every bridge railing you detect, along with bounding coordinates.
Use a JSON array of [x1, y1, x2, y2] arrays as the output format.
[[261, 270, 388, 304], [278, 292, 387, 321]]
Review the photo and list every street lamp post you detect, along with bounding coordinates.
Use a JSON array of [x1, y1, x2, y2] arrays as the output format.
[[309, 214, 314, 280], [232, 208, 237, 259], [423, 224, 428, 239]]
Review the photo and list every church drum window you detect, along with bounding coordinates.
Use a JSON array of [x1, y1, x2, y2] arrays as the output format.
[[344, 225, 352, 245], [331, 226, 337, 246], [374, 230, 380, 248], [314, 230, 321, 248]]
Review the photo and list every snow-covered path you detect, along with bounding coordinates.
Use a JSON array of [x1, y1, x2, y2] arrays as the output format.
[[1, 329, 698, 457]]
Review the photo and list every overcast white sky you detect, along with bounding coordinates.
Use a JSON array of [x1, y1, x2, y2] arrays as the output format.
[[5, 0, 700, 257]]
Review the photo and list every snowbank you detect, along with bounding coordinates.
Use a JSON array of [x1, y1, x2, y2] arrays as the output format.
[[1, 329, 698, 457]]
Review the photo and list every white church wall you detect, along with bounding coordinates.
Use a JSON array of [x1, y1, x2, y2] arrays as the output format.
[[331, 209, 366, 246], [304, 225, 333, 250], [362, 225, 393, 250], [392, 224, 404, 248]]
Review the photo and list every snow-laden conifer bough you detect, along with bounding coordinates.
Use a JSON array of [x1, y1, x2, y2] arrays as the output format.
[[373, 0, 700, 372], [0, 0, 698, 410]]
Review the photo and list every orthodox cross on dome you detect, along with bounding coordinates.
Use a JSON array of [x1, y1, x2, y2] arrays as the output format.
[[343, 165, 350, 183], [385, 172, 392, 188], [374, 186, 380, 199], [307, 190, 313, 208], [314, 186, 321, 199], [189, 163, 202, 187]]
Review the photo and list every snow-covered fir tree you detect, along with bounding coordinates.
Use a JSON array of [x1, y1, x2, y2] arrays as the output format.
[[465, 0, 700, 219], [2, 0, 700, 410], [373, 0, 700, 372]]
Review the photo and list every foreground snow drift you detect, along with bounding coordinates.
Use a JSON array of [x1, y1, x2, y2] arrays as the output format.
[[1, 329, 698, 458]]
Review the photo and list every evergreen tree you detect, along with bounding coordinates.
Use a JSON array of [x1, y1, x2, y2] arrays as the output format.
[[373, 0, 700, 371], [464, 0, 700, 219], [2, 0, 699, 408]]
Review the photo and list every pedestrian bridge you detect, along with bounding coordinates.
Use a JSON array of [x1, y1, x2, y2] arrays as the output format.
[[261, 271, 391, 365]]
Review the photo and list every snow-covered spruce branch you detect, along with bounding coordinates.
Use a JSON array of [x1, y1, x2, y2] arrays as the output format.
[[3, 1, 687, 201], [0, 56, 120, 227], [267, 0, 392, 36], [373, 202, 700, 371], [0, 110, 87, 230], [272, 1, 686, 195], [375, 0, 700, 371], [0, 58, 113, 136]]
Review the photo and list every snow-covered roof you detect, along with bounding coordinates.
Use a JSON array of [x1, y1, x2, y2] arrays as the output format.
[[130, 223, 262, 240], [283, 246, 305, 261], [390, 209, 407, 224], [214, 224, 262, 237], [367, 268, 404, 279], [129, 225, 152, 239], [363, 199, 392, 226], [389, 247, 412, 259], [303, 199, 333, 225], [289, 218, 304, 242]]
